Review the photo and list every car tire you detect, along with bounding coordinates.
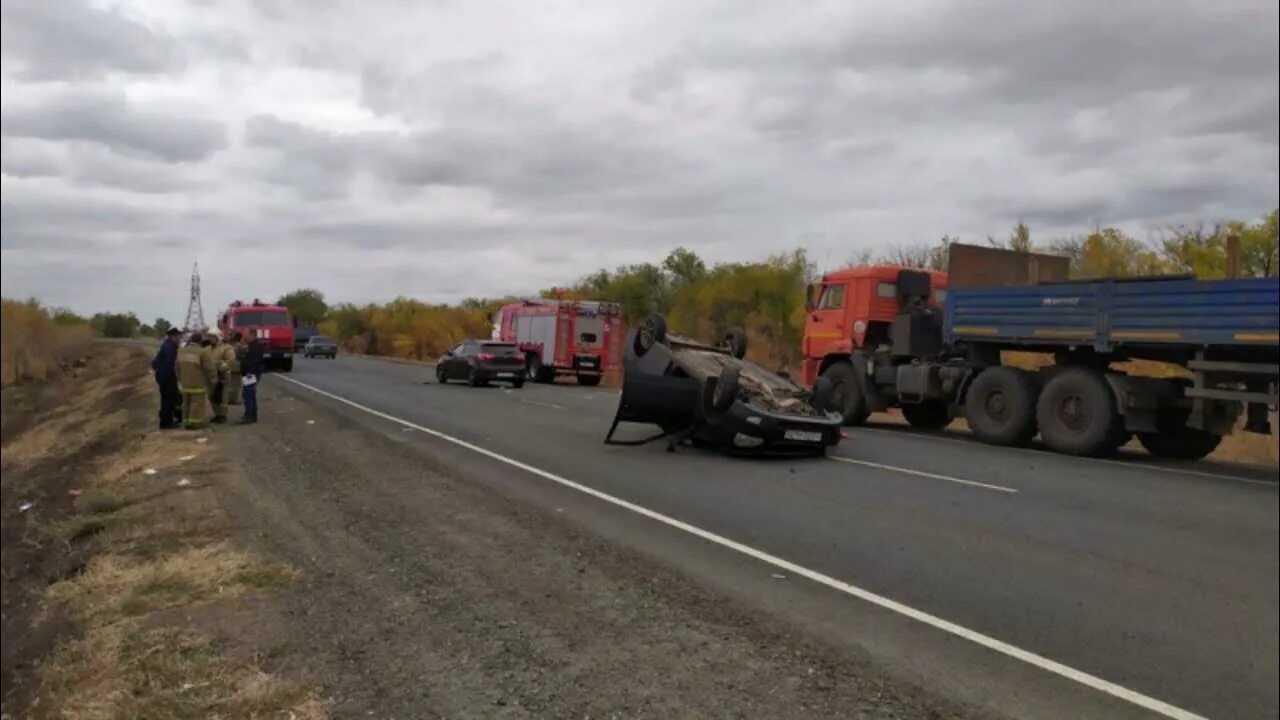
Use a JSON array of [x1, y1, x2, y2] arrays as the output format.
[[708, 365, 740, 414], [511, 378, 525, 389], [468, 368, 484, 387], [435, 365, 447, 384], [722, 328, 748, 359], [964, 367, 1038, 446], [822, 362, 869, 426], [1036, 367, 1120, 456], [634, 314, 668, 357], [902, 400, 952, 430]]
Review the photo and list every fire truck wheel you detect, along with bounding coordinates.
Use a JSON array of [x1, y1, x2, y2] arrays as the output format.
[[577, 374, 602, 386], [722, 328, 748, 359]]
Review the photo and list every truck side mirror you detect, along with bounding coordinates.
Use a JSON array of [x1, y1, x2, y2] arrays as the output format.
[[804, 284, 816, 312]]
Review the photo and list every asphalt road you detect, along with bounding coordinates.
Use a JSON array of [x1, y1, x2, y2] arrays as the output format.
[[273, 354, 1278, 719]]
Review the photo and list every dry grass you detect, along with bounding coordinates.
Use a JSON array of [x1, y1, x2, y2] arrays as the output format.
[[38, 624, 325, 720], [46, 543, 299, 628], [1, 298, 94, 387], [2, 344, 326, 719]]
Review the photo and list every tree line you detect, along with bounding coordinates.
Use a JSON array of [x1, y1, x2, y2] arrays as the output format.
[[274, 209, 1276, 369]]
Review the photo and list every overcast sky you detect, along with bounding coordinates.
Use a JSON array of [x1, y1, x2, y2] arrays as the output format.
[[2, 0, 1277, 321]]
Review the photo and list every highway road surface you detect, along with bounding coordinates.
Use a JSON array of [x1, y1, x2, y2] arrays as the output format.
[[272, 354, 1278, 719]]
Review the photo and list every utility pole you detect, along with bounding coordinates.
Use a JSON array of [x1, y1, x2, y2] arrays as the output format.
[[183, 262, 207, 332]]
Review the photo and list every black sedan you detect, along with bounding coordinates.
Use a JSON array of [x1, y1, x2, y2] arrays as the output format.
[[605, 316, 842, 456], [436, 341, 525, 388]]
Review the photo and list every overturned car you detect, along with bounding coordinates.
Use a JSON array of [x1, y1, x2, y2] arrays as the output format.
[[605, 316, 843, 456]]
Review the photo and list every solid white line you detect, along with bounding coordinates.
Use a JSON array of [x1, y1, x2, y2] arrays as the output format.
[[521, 399, 566, 411], [830, 456, 1018, 494], [855, 426, 1275, 487], [274, 374, 1207, 720]]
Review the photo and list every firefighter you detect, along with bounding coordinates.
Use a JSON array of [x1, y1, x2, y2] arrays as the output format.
[[202, 329, 230, 424], [224, 331, 245, 406], [177, 331, 209, 428]]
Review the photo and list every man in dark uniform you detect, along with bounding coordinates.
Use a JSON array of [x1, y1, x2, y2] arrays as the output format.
[[238, 328, 265, 424], [151, 327, 183, 429]]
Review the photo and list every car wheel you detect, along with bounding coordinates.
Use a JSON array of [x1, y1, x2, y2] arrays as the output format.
[[468, 367, 484, 387], [708, 365, 740, 414], [1036, 367, 1120, 456], [634, 314, 668, 357], [511, 379, 525, 389], [721, 328, 748, 359], [964, 366, 1038, 445], [822, 362, 869, 426], [435, 365, 447, 384]]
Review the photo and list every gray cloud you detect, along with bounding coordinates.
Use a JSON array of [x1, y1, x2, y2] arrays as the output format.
[[1, 0, 1276, 319], [2, 89, 228, 163], [0, 0, 182, 79]]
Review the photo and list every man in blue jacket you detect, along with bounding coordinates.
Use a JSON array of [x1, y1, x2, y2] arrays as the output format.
[[151, 327, 183, 429]]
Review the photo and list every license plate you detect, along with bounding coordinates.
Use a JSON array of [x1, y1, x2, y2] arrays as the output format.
[[495, 372, 515, 378], [784, 429, 823, 443]]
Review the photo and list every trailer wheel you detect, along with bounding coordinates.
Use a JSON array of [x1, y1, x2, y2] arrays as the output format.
[[964, 367, 1038, 446], [722, 328, 748, 359], [822, 362, 869, 426], [902, 400, 952, 430], [1138, 425, 1221, 460], [1036, 367, 1120, 456]]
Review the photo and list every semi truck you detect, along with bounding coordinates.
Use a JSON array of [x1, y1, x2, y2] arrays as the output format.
[[802, 244, 1279, 460], [217, 300, 295, 372], [493, 299, 624, 385]]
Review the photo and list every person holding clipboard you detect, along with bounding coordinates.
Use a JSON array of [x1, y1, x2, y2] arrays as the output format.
[[238, 328, 265, 424]]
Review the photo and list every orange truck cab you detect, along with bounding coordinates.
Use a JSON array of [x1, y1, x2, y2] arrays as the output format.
[[802, 265, 948, 388]]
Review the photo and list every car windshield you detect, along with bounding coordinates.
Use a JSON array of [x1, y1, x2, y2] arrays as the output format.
[[311, 336, 334, 344], [234, 311, 290, 327]]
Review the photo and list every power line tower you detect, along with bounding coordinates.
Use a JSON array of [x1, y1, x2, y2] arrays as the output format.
[[182, 262, 207, 332]]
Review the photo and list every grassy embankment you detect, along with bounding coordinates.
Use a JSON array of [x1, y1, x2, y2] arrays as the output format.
[[1, 336, 324, 719]]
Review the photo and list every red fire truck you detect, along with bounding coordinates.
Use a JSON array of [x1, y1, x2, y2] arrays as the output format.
[[494, 299, 624, 385], [217, 300, 295, 372]]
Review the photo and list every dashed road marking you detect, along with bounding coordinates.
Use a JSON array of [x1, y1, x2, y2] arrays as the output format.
[[830, 456, 1017, 493]]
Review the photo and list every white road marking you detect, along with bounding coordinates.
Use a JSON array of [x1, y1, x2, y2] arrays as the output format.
[[830, 456, 1017, 494], [855, 426, 1275, 487], [275, 375, 1207, 720], [520, 399, 566, 411]]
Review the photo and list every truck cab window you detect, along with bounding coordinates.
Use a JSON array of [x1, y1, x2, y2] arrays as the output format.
[[817, 285, 845, 310]]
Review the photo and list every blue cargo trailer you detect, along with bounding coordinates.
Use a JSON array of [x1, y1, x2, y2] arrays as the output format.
[[830, 246, 1278, 460]]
